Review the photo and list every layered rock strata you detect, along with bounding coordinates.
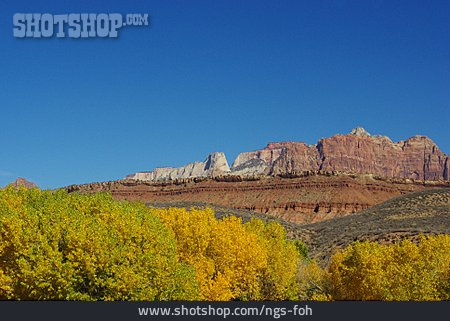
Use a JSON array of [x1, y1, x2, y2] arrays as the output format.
[[127, 128, 449, 182], [67, 174, 449, 224]]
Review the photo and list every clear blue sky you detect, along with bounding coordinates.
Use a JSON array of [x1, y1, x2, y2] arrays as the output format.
[[1, 1, 449, 188]]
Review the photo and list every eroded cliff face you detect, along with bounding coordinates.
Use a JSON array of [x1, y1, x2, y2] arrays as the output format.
[[67, 174, 449, 225], [126, 128, 449, 182], [69, 128, 449, 225], [233, 128, 449, 181]]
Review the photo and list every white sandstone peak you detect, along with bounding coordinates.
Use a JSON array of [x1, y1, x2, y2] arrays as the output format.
[[350, 127, 371, 137]]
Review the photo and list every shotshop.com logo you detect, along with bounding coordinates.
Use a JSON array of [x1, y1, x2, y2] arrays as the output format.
[[13, 13, 149, 38]]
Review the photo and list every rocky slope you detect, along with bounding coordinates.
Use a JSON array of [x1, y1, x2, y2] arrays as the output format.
[[127, 127, 449, 182], [66, 174, 448, 224], [300, 188, 450, 263]]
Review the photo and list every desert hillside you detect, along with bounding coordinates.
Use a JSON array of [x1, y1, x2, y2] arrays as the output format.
[[301, 188, 450, 263], [67, 174, 448, 224], [149, 188, 450, 264]]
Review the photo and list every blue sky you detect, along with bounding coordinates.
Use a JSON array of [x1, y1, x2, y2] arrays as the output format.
[[0, 0, 449, 188]]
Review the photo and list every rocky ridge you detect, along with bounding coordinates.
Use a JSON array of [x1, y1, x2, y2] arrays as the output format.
[[126, 128, 449, 182], [126, 152, 230, 181], [68, 128, 449, 225]]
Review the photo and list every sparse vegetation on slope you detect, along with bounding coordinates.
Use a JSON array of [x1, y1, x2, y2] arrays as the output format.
[[302, 188, 450, 263]]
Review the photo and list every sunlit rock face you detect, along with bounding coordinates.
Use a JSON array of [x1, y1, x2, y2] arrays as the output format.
[[126, 152, 231, 181], [126, 128, 449, 182]]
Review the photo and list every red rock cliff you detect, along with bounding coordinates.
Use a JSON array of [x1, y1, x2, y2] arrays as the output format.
[[127, 128, 449, 182], [234, 128, 449, 181]]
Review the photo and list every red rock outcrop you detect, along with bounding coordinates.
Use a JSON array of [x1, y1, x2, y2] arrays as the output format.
[[85, 127, 449, 225], [317, 134, 448, 181], [127, 128, 448, 182], [234, 128, 449, 181]]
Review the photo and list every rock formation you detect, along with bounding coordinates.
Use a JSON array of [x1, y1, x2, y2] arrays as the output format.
[[72, 125, 450, 225], [67, 174, 449, 225], [126, 152, 230, 181], [126, 128, 449, 182], [350, 126, 371, 136], [8, 177, 37, 189]]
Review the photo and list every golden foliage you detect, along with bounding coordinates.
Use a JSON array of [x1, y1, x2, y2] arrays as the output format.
[[328, 235, 450, 301], [297, 259, 330, 300], [0, 188, 301, 301], [245, 219, 299, 300], [2, 187, 448, 301], [154, 209, 299, 300], [0, 187, 198, 300]]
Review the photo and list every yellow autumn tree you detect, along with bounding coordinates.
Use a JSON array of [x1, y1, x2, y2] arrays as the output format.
[[245, 219, 299, 300], [151, 207, 220, 299], [154, 208, 269, 300], [0, 187, 198, 300], [296, 259, 331, 301], [209, 216, 268, 300], [328, 235, 450, 301], [0, 188, 303, 301], [154, 208, 302, 300]]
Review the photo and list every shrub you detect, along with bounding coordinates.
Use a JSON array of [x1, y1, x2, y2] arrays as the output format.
[[293, 240, 310, 261]]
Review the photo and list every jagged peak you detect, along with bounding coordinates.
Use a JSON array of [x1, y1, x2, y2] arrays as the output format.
[[350, 127, 371, 137], [8, 177, 37, 189], [204, 152, 230, 172]]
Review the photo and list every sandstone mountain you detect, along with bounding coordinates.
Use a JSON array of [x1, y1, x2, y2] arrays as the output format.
[[67, 127, 449, 225], [127, 127, 449, 182]]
